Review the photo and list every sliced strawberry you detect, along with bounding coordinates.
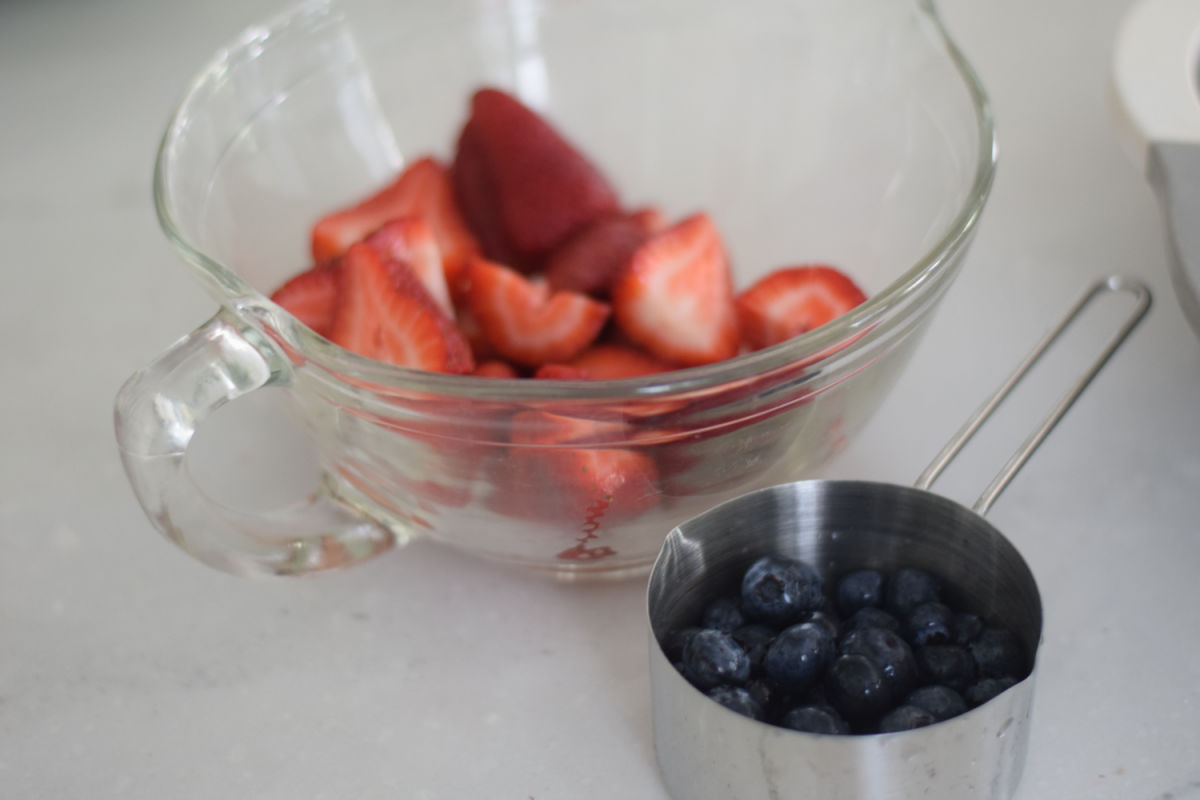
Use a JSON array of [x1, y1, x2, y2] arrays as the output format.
[[509, 409, 628, 445], [539, 344, 676, 380], [611, 213, 740, 366], [452, 88, 619, 270], [364, 217, 454, 319], [454, 303, 498, 362], [311, 157, 479, 272], [534, 363, 593, 380], [330, 243, 474, 373], [462, 257, 610, 367], [555, 447, 659, 517], [504, 410, 660, 526], [544, 211, 658, 298], [473, 359, 520, 379], [269, 264, 338, 337], [628, 206, 667, 233], [735, 265, 867, 350], [535, 343, 686, 419]]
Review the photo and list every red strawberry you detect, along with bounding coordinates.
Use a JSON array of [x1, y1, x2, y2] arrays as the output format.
[[365, 217, 454, 319], [544, 210, 660, 298], [454, 303, 498, 362], [462, 257, 610, 367], [473, 359, 520, 379], [735, 265, 867, 350], [505, 410, 660, 524], [330, 243, 474, 373], [533, 343, 686, 420], [628, 207, 667, 233], [450, 120, 513, 267], [534, 363, 592, 380], [269, 264, 338, 337], [539, 344, 676, 380], [509, 409, 629, 445], [452, 88, 619, 270], [611, 213, 740, 366], [311, 157, 479, 273]]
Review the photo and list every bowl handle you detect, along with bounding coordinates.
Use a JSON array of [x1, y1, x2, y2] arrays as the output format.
[[113, 309, 395, 576]]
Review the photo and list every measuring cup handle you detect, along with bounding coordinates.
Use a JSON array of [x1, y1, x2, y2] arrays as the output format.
[[915, 276, 1152, 514], [113, 309, 395, 576]]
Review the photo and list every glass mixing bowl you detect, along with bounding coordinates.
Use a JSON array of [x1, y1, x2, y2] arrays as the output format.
[[115, 0, 996, 578]]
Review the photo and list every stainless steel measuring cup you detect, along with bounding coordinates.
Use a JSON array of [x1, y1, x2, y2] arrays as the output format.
[[647, 276, 1151, 800]]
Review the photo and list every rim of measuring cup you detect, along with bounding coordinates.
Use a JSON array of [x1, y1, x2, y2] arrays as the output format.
[[152, 0, 997, 402]]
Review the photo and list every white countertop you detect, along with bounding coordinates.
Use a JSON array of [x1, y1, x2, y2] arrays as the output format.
[[3, 0, 1199, 797]]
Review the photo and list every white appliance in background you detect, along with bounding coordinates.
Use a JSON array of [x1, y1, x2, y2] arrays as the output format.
[[1112, 0, 1200, 339]]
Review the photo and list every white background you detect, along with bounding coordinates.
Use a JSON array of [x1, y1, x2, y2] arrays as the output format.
[[1, 0, 1198, 797]]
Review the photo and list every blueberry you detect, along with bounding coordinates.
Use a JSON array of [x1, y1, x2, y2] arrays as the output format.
[[780, 705, 851, 735], [905, 685, 968, 721], [797, 681, 832, 711], [914, 645, 977, 691], [732, 624, 777, 671], [968, 627, 1027, 679], [952, 612, 984, 645], [964, 676, 1019, 707], [906, 602, 954, 646], [664, 627, 701, 662], [682, 629, 751, 690], [764, 621, 835, 693], [840, 626, 918, 700], [745, 677, 781, 716], [702, 596, 745, 632], [845, 607, 903, 635], [877, 704, 937, 733], [805, 609, 841, 640], [706, 685, 764, 720], [835, 569, 885, 616], [741, 556, 824, 626], [824, 654, 891, 721], [885, 568, 941, 616]]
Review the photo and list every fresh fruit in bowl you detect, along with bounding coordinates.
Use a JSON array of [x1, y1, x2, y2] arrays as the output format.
[[119, 0, 996, 577], [271, 88, 868, 378], [267, 88, 870, 536]]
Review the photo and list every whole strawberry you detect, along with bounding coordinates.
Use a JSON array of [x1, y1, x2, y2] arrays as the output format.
[[452, 88, 620, 270]]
